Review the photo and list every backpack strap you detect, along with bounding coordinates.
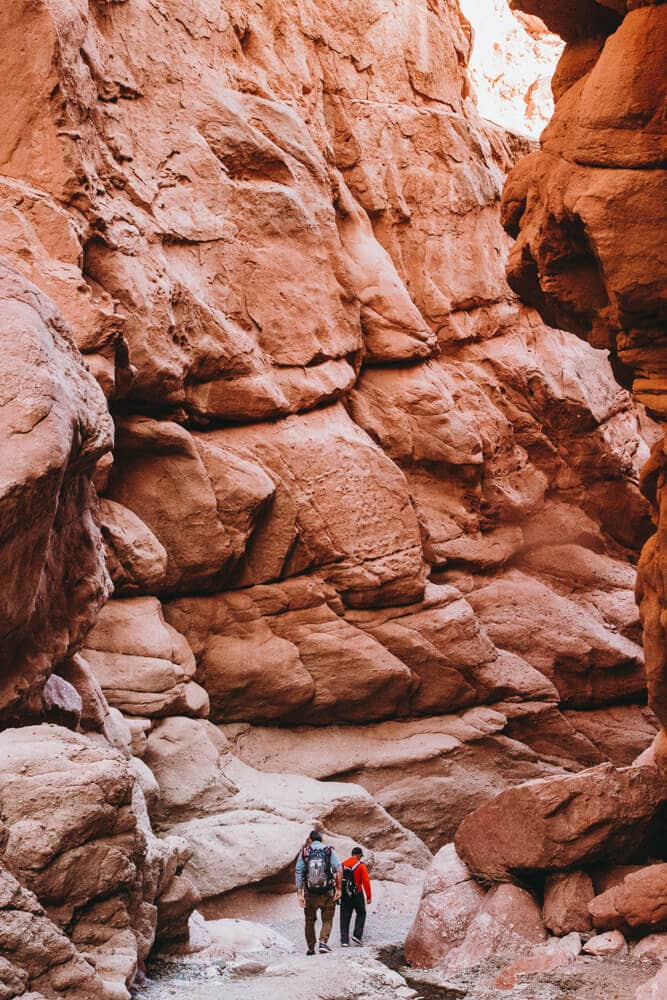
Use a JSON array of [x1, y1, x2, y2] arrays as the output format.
[[325, 846, 334, 887]]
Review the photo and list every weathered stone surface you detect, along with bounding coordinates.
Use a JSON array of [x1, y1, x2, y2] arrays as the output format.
[[223, 708, 569, 851], [636, 965, 667, 1000], [494, 933, 581, 991], [165, 578, 412, 724], [144, 717, 430, 907], [591, 863, 646, 895], [497, 701, 608, 771], [639, 477, 667, 775], [99, 499, 168, 597], [0, 262, 112, 721], [583, 930, 628, 956], [334, 172, 437, 363], [590, 864, 667, 936], [455, 764, 667, 881], [0, 0, 661, 984], [144, 718, 238, 826], [563, 706, 658, 767], [504, 0, 667, 768], [1, 0, 649, 752], [468, 570, 645, 707], [404, 844, 485, 968], [37, 674, 83, 730], [346, 586, 551, 714], [633, 933, 667, 963], [0, 863, 114, 1000], [198, 405, 427, 608], [166, 575, 566, 727], [155, 875, 201, 946], [445, 884, 546, 970], [106, 418, 275, 596], [58, 653, 114, 735], [543, 871, 594, 935], [82, 598, 209, 719], [0, 726, 185, 993]]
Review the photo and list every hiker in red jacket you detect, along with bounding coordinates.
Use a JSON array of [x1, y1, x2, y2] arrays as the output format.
[[340, 846, 371, 946]]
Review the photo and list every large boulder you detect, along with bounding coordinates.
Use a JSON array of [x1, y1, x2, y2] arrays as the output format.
[[445, 884, 546, 971], [590, 864, 667, 937], [404, 845, 485, 968], [543, 871, 594, 935], [0, 261, 112, 721], [455, 764, 667, 881]]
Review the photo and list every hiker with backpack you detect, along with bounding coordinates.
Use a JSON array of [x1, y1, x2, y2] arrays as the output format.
[[295, 830, 342, 955], [340, 846, 371, 947]]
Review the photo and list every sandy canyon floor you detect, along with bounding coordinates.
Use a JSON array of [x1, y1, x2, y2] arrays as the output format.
[[137, 893, 660, 1000]]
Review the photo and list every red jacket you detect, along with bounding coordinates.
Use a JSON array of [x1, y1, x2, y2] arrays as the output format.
[[343, 857, 371, 902]]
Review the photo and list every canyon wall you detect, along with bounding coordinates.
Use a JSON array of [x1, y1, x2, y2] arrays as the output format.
[[401, 3, 667, 990], [501, 0, 667, 763], [0, 0, 660, 995]]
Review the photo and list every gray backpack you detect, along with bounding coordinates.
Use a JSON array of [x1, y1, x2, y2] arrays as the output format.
[[304, 845, 333, 892]]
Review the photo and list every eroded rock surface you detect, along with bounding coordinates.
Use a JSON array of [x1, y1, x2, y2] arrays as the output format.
[[502, 0, 667, 766], [0, 864, 112, 1000], [0, 726, 189, 995], [0, 0, 649, 743], [144, 716, 430, 911], [404, 844, 484, 967], [0, 0, 662, 992], [0, 263, 112, 722], [455, 764, 667, 882]]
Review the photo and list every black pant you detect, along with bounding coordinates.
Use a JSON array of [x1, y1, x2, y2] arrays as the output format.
[[340, 893, 366, 943]]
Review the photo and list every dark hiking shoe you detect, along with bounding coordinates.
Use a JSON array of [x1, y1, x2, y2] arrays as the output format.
[[306, 949, 316, 956], [319, 942, 332, 953]]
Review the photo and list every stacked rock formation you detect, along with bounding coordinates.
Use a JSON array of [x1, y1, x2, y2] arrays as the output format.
[[0, 0, 662, 995]]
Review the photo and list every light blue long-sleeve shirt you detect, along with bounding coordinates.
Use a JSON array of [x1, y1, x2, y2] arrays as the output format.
[[295, 843, 342, 889]]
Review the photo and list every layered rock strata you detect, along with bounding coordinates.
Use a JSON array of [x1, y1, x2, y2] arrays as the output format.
[[0, 0, 661, 994]]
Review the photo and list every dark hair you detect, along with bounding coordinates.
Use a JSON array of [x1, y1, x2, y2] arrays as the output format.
[[310, 830, 323, 842], [351, 846, 363, 857]]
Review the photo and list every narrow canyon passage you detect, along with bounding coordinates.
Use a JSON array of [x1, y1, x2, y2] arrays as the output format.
[[0, 1, 665, 1000]]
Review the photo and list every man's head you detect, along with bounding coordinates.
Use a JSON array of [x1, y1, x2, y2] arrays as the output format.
[[309, 830, 323, 843], [351, 846, 363, 858]]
